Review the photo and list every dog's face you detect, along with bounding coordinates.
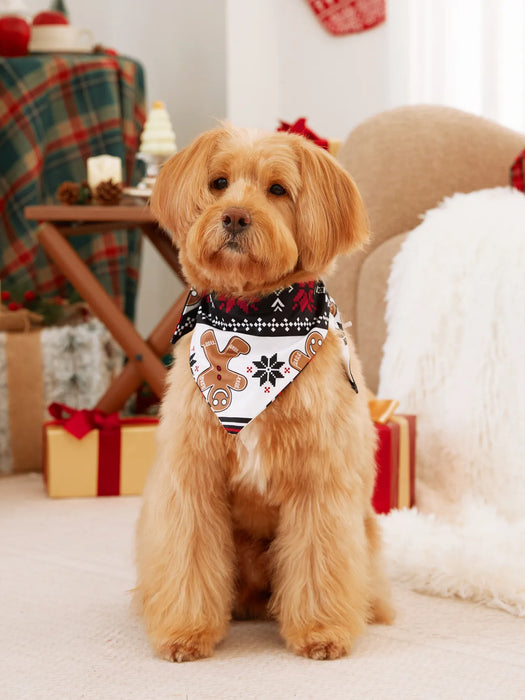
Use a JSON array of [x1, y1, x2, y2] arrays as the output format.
[[151, 126, 368, 296]]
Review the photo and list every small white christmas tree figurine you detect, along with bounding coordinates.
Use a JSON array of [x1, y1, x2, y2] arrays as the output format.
[[139, 101, 177, 158], [50, 0, 69, 18]]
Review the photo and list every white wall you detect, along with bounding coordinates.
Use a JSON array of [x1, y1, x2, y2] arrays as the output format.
[[225, 0, 389, 139]]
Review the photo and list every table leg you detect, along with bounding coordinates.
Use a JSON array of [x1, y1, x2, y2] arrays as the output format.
[[38, 222, 166, 399], [95, 285, 189, 413]]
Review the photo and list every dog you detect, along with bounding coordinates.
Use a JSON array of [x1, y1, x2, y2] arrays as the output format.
[[135, 125, 394, 662]]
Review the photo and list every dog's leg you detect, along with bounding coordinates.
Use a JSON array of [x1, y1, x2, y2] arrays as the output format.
[[269, 487, 371, 660], [135, 405, 234, 662], [365, 511, 395, 625]]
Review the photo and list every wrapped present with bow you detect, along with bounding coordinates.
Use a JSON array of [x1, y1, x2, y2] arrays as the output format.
[[368, 394, 416, 514], [43, 403, 158, 498]]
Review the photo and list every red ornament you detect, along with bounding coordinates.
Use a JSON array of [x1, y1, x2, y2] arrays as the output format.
[[7, 301, 21, 311], [23, 290, 36, 301], [32, 11, 69, 26], [1, 290, 11, 301], [0, 15, 31, 57]]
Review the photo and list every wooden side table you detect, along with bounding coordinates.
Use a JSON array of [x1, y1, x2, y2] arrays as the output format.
[[24, 204, 189, 413]]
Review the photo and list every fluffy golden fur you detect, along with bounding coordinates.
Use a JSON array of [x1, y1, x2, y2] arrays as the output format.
[[135, 126, 394, 662]]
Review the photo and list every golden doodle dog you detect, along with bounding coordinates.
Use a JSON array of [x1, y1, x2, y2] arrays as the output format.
[[135, 125, 394, 662]]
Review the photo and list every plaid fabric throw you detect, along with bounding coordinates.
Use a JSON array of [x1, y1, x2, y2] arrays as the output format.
[[0, 54, 146, 317]]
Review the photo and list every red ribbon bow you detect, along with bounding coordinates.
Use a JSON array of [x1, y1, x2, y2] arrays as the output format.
[[48, 402, 120, 439], [277, 118, 329, 150], [47, 402, 121, 496]]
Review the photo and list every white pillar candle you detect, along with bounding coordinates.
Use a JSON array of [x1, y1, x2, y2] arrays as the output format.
[[86, 155, 123, 189]]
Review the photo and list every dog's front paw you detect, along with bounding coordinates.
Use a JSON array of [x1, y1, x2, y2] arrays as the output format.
[[299, 640, 349, 660], [287, 628, 352, 661], [158, 632, 219, 663]]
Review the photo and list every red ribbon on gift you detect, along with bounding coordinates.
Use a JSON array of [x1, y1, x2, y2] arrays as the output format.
[[510, 149, 525, 192], [277, 118, 329, 150], [47, 402, 122, 496]]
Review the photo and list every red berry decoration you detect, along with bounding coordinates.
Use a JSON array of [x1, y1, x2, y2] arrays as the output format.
[[1, 290, 11, 301], [7, 301, 21, 311], [23, 290, 36, 301]]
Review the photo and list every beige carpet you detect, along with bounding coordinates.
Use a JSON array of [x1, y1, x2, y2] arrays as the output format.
[[1, 474, 524, 700]]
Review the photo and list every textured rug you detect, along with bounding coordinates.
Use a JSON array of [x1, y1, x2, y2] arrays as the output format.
[[1, 474, 525, 700], [378, 187, 525, 616]]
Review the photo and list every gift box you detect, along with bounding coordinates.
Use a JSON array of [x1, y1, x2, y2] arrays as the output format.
[[43, 403, 158, 497], [369, 398, 416, 514], [0, 320, 123, 475]]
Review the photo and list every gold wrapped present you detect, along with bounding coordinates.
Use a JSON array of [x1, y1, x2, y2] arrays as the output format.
[[43, 403, 158, 498]]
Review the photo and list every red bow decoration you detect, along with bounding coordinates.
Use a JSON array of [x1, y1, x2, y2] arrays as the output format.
[[47, 402, 121, 496], [48, 402, 120, 439], [277, 118, 329, 150]]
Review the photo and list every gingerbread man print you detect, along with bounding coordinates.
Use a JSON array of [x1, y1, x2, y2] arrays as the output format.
[[288, 330, 324, 371], [197, 330, 251, 412]]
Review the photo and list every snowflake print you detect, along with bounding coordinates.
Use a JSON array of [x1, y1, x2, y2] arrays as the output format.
[[253, 353, 285, 387]]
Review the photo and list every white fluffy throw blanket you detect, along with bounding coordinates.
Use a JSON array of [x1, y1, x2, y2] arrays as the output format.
[[378, 187, 525, 616]]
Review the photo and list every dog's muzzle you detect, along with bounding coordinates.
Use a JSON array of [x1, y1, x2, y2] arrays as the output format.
[[221, 207, 251, 238]]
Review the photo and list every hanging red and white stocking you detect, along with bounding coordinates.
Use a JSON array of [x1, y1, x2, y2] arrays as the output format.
[[306, 0, 386, 36]]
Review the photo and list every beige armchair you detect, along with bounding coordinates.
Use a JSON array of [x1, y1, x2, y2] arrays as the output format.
[[327, 105, 524, 393]]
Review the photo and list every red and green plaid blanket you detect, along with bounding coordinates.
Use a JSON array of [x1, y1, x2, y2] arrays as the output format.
[[0, 53, 146, 318]]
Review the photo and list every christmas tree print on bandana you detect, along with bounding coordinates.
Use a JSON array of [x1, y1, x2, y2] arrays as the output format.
[[173, 281, 357, 434]]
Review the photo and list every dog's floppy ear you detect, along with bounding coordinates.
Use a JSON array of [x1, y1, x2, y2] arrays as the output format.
[[293, 139, 369, 272], [150, 127, 225, 243]]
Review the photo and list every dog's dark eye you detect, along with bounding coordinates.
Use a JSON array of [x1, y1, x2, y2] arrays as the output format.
[[211, 177, 228, 190], [269, 184, 286, 196]]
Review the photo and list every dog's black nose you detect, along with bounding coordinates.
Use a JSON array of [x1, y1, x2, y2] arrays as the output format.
[[221, 207, 251, 235]]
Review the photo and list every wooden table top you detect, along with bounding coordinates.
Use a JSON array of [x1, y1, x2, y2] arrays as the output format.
[[25, 202, 155, 223]]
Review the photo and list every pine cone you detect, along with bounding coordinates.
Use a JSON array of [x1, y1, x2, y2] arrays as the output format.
[[57, 181, 80, 205], [94, 179, 122, 205]]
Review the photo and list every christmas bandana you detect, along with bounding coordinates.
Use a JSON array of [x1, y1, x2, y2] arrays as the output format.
[[172, 281, 357, 434]]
